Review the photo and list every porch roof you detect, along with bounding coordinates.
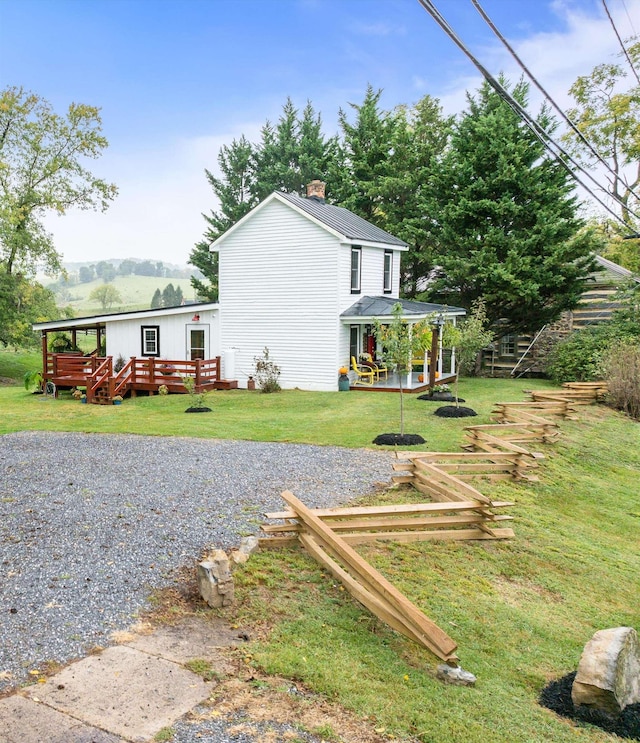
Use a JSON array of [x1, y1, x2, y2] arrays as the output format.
[[341, 296, 466, 322], [33, 301, 220, 333]]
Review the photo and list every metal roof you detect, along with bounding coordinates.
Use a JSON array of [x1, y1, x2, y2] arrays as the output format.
[[32, 302, 219, 332], [592, 254, 640, 284], [277, 192, 409, 248], [341, 296, 466, 319]]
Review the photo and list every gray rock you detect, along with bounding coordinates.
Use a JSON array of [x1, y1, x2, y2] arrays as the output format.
[[197, 550, 234, 608], [239, 535, 259, 556], [572, 627, 640, 714], [436, 664, 477, 686]]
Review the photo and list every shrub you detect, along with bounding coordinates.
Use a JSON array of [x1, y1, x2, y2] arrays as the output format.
[[604, 339, 640, 420], [253, 347, 281, 393], [544, 325, 614, 382]]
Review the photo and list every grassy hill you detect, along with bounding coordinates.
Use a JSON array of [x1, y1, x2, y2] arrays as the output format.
[[55, 275, 199, 316]]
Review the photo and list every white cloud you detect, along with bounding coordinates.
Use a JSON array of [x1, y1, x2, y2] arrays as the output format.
[[43, 125, 262, 266]]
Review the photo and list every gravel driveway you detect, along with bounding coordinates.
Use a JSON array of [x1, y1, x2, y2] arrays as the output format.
[[0, 431, 394, 696]]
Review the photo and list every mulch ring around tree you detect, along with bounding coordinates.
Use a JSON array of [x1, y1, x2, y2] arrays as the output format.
[[433, 405, 477, 418], [539, 672, 640, 740], [372, 433, 426, 446], [185, 406, 213, 413]]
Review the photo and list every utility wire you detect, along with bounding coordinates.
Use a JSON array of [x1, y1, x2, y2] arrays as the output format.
[[416, 0, 640, 227], [602, 0, 640, 84], [471, 0, 640, 207]]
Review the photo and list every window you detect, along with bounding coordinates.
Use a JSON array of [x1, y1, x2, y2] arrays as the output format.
[[350, 247, 361, 293], [141, 325, 160, 356], [383, 250, 392, 293], [349, 326, 360, 362], [500, 334, 517, 357], [189, 328, 205, 360]]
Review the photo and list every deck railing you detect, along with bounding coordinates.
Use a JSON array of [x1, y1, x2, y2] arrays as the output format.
[[45, 353, 222, 398]]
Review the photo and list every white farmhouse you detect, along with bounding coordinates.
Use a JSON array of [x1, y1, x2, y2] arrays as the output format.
[[33, 181, 464, 398]]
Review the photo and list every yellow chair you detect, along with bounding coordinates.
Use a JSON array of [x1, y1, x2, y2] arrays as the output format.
[[351, 356, 375, 385], [361, 353, 388, 380]]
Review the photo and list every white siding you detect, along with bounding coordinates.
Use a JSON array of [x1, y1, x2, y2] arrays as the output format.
[[106, 309, 220, 362], [219, 199, 341, 391]]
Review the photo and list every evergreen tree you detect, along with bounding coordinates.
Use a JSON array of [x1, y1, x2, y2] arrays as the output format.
[[373, 96, 453, 296], [333, 85, 396, 222], [151, 288, 162, 309], [428, 78, 599, 333], [189, 135, 256, 302], [162, 283, 176, 307], [175, 285, 183, 305]]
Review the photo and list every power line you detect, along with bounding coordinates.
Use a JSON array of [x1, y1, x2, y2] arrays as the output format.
[[471, 0, 640, 208], [416, 0, 640, 227], [602, 0, 640, 84]]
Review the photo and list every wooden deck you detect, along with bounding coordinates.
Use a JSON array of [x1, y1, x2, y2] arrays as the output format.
[[45, 353, 237, 404], [349, 371, 457, 393]]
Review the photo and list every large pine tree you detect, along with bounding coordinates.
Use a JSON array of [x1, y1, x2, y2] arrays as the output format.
[[427, 78, 599, 333]]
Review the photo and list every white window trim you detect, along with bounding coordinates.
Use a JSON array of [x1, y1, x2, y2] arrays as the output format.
[[351, 247, 362, 294], [383, 250, 393, 293], [141, 325, 160, 357]]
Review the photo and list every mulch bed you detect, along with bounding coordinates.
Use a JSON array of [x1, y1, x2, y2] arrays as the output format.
[[539, 672, 640, 740], [372, 433, 426, 446], [185, 406, 213, 413], [433, 406, 477, 418]]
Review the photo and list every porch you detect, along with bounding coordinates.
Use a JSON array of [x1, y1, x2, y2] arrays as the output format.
[[44, 352, 237, 404], [349, 371, 457, 393]]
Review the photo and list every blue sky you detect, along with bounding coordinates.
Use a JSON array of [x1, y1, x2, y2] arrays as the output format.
[[1, 0, 639, 268]]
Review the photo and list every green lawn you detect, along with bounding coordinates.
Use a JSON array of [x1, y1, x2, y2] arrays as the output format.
[[1, 348, 638, 742]]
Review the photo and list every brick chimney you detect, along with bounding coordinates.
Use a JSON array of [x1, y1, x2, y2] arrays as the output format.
[[306, 180, 326, 202]]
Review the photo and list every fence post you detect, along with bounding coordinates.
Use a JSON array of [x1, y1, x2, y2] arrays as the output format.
[[195, 359, 202, 391]]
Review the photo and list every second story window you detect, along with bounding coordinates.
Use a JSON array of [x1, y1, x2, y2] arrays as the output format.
[[383, 250, 392, 293], [351, 247, 361, 293]]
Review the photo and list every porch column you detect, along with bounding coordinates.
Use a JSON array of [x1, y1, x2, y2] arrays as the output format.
[[41, 333, 48, 380], [429, 325, 439, 388]]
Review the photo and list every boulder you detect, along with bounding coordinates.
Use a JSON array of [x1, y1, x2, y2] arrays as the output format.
[[572, 627, 640, 714], [436, 664, 477, 686], [197, 549, 235, 608]]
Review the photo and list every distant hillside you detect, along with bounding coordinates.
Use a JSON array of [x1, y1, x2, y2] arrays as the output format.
[[49, 276, 199, 316]]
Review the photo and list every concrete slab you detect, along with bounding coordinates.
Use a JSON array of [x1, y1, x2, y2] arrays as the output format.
[[23, 646, 211, 743], [124, 616, 241, 670], [0, 695, 125, 743]]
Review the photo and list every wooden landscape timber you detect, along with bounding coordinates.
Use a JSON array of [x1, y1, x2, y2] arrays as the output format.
[[260, 498, 515, 546], [491, 400, 577, 422], [530, 385, 606, 405], [257, 386, 604, 667], [275, 490, 460, 663], [462, 424, 549, 456], [562, 381, 609, 398], [393, 450, 540, 483]]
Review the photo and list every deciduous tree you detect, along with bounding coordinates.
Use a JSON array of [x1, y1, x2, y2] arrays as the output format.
[[0, 86, 116, 278], [89, 283, 121, 311], [565, 42, 640, 229]]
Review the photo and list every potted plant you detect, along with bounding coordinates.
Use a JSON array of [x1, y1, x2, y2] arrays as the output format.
[[338, 366, 350, 392], [430, 383, 453, 401], [112, 395, 123, 405]]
